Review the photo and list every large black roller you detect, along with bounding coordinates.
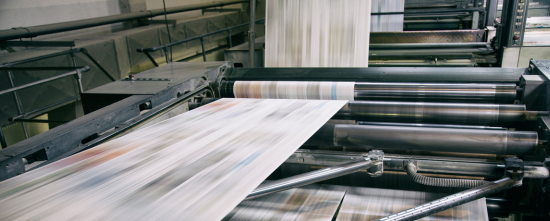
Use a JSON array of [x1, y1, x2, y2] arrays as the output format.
[[222, 67, 525, 83], [334, 101, 527, 126], [305, 124, 538, 155]]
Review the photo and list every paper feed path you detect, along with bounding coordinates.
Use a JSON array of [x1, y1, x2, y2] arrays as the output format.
[[0, 98, 347, 221]]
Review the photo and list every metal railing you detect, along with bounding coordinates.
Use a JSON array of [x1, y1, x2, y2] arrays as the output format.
[[0, 66, 90, 148], [137, 18, 265, 67], [0, 0, 247, 41], [0, 48, 109, 149]]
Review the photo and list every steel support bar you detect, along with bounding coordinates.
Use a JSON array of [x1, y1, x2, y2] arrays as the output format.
[[374, 178, 517, 221], [0, 0, 247, 41], [0, 49, 80, 67], [9, 95, 80, 121], [0, 67, 85, 71], [247, 0, 256, 67], [245, 159, 374, 200], [0, 41, 75, 47], [200, 38, 207, 61], [12, 119, 69, 124], [6, 69, 29, 139], [0, 129, 7, 149], [0, 66, 90, 96]]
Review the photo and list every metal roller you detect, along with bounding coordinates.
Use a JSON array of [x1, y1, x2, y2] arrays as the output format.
[[222, 67, 525, 83], [354, 82, 517, 103], [220, 81, 518, 103], [304, 124, 538, 155], [334, 101, 527, 126], [357, 121, 506, 130]]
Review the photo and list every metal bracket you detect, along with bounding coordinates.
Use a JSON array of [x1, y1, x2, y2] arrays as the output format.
[[366, 150, 384, 177], [505, 157, 524, 183]]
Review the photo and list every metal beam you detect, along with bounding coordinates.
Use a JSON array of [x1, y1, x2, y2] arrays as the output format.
[[0, 66, 90, 96], [0, 0, 247, 41], [248, 0, 256, 67], [245, 158, 375, 200], [0, 41, 75, 48]]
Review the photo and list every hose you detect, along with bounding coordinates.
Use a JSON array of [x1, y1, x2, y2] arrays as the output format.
[[405, 161, 490, 188]]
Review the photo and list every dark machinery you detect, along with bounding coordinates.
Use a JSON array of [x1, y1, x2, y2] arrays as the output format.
[[1, 60, 550, 219]]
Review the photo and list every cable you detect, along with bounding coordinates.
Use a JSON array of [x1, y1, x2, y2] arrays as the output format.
[[405, 161, 490, 188], [162, 0, 172, 62]]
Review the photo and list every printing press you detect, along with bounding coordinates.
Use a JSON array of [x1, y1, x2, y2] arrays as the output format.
[[2, 0, 550, 220], [0, 59, 548, 220]]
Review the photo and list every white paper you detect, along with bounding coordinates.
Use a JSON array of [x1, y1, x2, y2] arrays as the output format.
[[265, 0, 371, 67], [0, 98, 347, 221], [234, 81, 355, 101]]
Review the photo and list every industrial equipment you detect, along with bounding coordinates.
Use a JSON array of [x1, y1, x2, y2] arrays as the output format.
[[1, 0, 550, 220], [0, 59, 549, 219]]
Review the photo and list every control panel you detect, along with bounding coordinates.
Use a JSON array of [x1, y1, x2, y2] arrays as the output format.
[[504, 0, 530, 47]]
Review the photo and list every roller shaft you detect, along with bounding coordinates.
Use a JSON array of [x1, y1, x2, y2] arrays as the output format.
[[334, 101, 526, 126], [305, 124, 538, 155], [354, 82, 516, 103]]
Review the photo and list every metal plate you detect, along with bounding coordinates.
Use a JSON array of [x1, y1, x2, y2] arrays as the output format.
[[370, 30, 484, 43]]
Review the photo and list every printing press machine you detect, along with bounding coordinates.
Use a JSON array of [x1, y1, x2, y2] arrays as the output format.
[[1, 60, 550, 220]]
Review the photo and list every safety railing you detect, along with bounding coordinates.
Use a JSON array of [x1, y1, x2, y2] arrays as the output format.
[[0, 0, 247, 41], [0, 48, 111, 148], [137, 18, 265, 67]]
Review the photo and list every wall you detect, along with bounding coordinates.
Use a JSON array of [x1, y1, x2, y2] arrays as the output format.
[[0, 0, 124, 30]]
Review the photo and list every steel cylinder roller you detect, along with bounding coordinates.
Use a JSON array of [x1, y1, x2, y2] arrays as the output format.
[[333, 101, 527, 126], [220, 81, 517, 104], [305, 124, 538, 155], [354, 82, 516, 103]]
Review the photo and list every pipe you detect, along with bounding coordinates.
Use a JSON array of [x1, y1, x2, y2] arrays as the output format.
[[357, 121, 505, 130], [304, 124, 538, 155], [0, 0, 247, 41], [245, 159, 374, 200], [334, 101, 527, 126], [374, 177, 517, 221], [405, 161, 490, 188], [0, 66, 90, 96], [220, 81, 517, 103]]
